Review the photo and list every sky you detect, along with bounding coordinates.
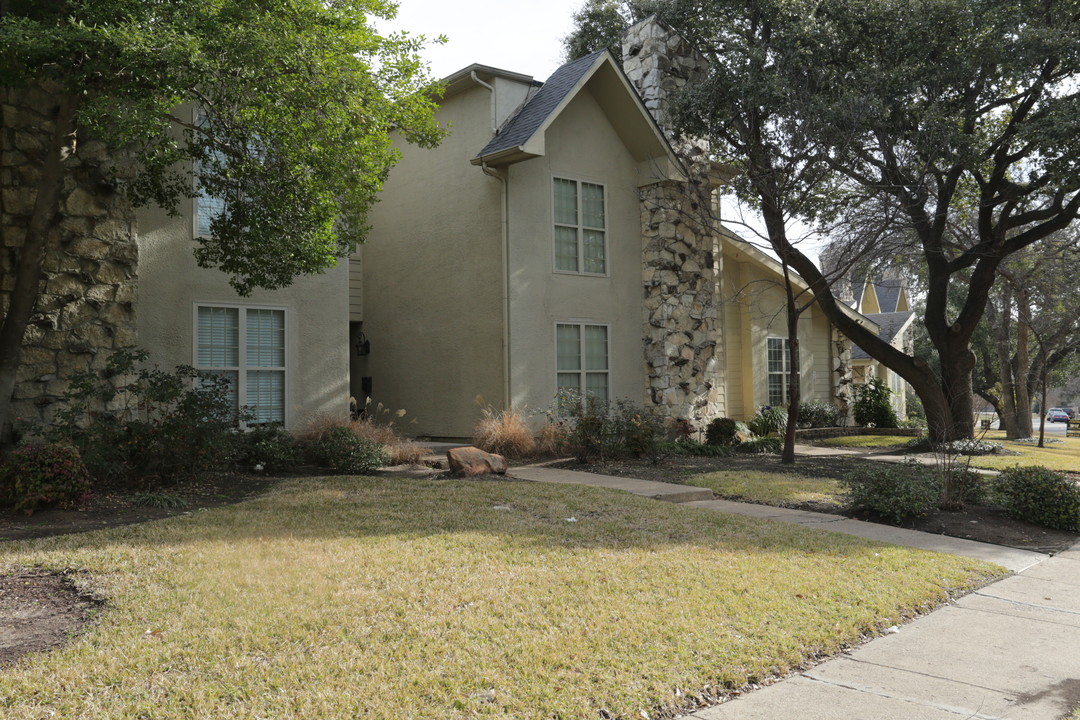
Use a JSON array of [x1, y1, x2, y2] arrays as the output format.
[[379, 0, 585, 82]]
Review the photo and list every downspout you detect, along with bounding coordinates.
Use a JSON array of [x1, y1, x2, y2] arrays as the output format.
[[470, 71, 497, 132]]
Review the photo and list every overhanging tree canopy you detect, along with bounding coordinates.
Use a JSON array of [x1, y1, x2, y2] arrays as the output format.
[[0, 0, 444, 440]]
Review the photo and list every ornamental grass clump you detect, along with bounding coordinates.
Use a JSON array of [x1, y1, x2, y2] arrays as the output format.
[[991, 466, 1080, 531], [0, 443, 92, 514], [747, 406, 787, 436], [472, 407, 536, 459]]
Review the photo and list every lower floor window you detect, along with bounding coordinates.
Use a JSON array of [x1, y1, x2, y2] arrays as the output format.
[[196, 305, 286, 425], [556, 323, 609, 401], [767, 337, 790, 407]]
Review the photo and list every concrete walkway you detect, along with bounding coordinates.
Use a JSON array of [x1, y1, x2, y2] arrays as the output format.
[[512, 454, 1080, 719]]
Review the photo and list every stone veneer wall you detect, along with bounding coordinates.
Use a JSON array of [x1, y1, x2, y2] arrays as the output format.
[[0, 85, 138, 426], [623, 18, 724, 424]]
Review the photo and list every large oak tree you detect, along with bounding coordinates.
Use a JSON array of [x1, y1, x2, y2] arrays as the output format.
[[571, 0, 1080, 443]]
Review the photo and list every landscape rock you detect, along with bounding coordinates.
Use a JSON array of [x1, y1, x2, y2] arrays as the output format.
[[447, 447, 509, 477]]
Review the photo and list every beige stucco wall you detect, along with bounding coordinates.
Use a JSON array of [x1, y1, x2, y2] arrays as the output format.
[[135, 201, 349, 430], [721, 244, 835, 420], [358, 84, 506, 438], [505, 86, 649, 419]]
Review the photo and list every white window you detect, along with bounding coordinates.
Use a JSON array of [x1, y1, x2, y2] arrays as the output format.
[[553, 177, 606, 274], [196, 305, 286, 425], [767, 337, 790, 407], [194, 111, 226, 238], [556, 323, 609, 401]]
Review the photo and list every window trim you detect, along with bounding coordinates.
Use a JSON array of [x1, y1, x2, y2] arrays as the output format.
[[193, 302, 289, 427], [766, 336, 791, 407], [555, 321, 610, 401], [551, 176, 609, 277]]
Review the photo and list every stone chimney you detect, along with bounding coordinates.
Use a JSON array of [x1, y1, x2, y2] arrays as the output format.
[[621, 17, 723, 429]]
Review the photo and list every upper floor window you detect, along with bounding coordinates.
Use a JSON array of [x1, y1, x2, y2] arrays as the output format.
[[766, 337, 791, 407], [194, 111, 226, 238], [553, 177, 606, 275]]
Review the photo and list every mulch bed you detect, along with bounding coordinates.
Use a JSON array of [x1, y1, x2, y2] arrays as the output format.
[[557, 452, 1080, 555]]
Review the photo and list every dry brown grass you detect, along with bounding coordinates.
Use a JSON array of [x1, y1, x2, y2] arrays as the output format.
[[534, 421, 568, 457], [294, 410, 430, 466], [0, 476, 1005, 720], [472, 408, 537, 459]]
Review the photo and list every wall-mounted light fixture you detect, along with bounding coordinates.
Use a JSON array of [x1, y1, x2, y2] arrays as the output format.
[[354, 323, 371, 356]]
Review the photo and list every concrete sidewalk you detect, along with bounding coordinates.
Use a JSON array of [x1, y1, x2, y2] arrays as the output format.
[[512, 459, 1080, 719]]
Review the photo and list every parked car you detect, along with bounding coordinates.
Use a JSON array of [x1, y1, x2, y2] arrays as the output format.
[[1046, 408, 1071, 423]]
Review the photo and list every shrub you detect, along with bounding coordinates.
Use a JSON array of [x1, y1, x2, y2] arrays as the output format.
[[0, 443, 92, 514], [950, 468, 988, 505], [533, 421, 568, 457], [797, 401, 844, 429], [841, 460, 940, 523], [41, 349, 237, 486], [705, 417, 740, 446], [233, 427, 304, 474], [852, 377, 899, 428], [309, 426, 390, 474], [991, 466, 1080, 531], [473, 408, 536, 459], [735, 437, 782, 454], [747, 406, 787, 437], [553, 390, 668, 461]]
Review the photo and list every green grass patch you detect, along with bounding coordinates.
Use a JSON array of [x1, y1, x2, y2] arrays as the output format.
[[967, 432, 1080, 473], [0, 476, 1002, 719], [817, 435, 916, 448], [686, 470, 847, 509]]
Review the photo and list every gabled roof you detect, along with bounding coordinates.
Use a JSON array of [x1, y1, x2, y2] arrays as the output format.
[[873, 278, 906, 313], [851, 311, 915, 360], [474, 51, 604, 160], [470, 50, 682, 177]]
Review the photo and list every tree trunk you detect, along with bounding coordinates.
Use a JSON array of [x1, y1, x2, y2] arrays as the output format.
[[0, 95, 78, 445], [1014, 286, 1034, 437], [782, 263, 800, 465], [993, 285, 1025, 438]]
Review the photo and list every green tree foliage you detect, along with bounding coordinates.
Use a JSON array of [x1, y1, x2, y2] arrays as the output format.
[[0, 0, 444, 440]]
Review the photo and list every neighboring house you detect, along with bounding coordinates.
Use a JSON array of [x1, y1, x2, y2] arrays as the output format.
[[352, 18, 879, 439], [843, 275, 915, 419]]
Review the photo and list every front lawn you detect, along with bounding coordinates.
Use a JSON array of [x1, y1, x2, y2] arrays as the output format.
[[966, 432, 1080, 473], [685, 470, 846, 510], [0, 476, 1001, 720]]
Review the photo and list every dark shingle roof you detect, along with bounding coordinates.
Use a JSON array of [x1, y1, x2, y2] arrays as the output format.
[[851, 311, 914, 360], [475, 50, 607, 160], [873, 279, 905, 313]]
